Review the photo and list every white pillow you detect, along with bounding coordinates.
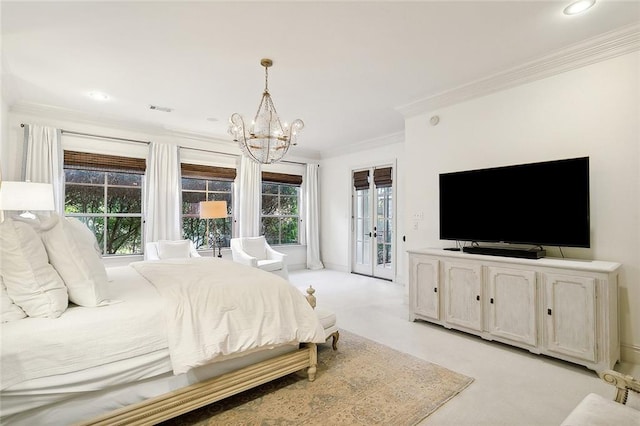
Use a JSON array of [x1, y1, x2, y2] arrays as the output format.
[[1, 275, 26, 322], [157, 240, 191, 259], [65, 217, 102, 256], [242, 236, 267, 260], [39, 214, 110, 307], [0, 217, 68, 318]]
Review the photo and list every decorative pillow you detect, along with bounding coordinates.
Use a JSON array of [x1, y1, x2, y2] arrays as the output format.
[[38, 214, 110, 307], [64, 217, 102, 256], [242, 236, 267, 260], [1, 275, 27, 322], [0, 217, 68, 318], [157, 240, 191, 259]]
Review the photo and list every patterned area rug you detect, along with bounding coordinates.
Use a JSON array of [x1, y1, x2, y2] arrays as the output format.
[[162, 330, 473, 425]]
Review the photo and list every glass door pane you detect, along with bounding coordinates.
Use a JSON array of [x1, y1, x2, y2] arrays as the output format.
[[374, 186, 393, 279], [353, 188, 372, 273]]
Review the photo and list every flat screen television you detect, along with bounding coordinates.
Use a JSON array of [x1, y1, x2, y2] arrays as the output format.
[[439, 157, 590, 249]]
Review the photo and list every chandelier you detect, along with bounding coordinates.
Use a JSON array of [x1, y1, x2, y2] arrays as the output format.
[[228, 58, 304, 164]]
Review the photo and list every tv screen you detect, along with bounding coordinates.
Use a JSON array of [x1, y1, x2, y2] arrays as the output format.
[[439, 157, 590, 248]]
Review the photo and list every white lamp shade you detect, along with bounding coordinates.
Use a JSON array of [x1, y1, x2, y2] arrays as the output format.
[[199, 200, 227, 219], [0, 181, 55, 211]]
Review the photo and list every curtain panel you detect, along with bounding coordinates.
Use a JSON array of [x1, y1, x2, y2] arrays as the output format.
[[236, 156, 261, 237], [23, 125, 64, 214], [144, 142, 182, 243], [305, 164, 324, 270]]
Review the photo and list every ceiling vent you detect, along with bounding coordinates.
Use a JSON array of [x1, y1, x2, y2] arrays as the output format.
[[149, 105, 173, 113]]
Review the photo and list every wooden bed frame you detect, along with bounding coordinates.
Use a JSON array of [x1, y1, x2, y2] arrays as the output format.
[[77, 344, 317, 426], [76, 287, 321, 426]]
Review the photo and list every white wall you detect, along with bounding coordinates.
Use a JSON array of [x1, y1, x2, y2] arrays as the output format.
[[319, 140, 406, 285], [0, 98, 8, 179], [404, 52, 640, 363]]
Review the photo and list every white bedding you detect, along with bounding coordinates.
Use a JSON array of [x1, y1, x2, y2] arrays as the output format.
[[130, 258, 326, 374], [1, 260, 324, 423], [1, 266, 167, 390]]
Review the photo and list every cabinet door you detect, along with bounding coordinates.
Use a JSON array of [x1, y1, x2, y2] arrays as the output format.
[[443, 262, 482, 331], [409, 255, 439, 320], [487, 267, 537, 347], [544, 273, 596, 362]]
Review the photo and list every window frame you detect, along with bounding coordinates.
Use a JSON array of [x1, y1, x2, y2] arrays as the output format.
[[63, 151, 145, 256], [261, 172, 302, 246], [181, 163, 236, 251]]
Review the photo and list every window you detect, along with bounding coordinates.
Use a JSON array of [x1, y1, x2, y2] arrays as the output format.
[[181, 164, 235, 250], [261, 172, 302, 245], [64, 151, 145, 255]]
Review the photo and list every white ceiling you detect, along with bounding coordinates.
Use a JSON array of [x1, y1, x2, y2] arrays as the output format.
[[2, 1, 639, 157]]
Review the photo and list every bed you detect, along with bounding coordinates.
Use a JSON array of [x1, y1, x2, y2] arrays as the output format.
[[0, 215, 325, 425]]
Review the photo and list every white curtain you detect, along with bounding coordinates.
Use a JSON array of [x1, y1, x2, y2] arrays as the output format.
[[237, 156, 261, 237], [305, 163, 324, 269], [23, 125, 64, 214], [144, 142, 182, 243]]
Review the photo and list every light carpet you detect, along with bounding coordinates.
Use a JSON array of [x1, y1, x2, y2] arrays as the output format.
[[162, 330, 474, 425]]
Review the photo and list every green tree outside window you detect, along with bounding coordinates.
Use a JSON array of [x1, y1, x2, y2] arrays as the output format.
[[261, 182, 299, 245]]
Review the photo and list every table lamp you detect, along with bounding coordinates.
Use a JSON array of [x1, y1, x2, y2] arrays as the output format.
[[0, 181, 55, 220]]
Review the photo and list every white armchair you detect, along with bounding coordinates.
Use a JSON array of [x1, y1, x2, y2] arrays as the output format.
[[145, 240, 201, 260], [230, 236, 288, 279]]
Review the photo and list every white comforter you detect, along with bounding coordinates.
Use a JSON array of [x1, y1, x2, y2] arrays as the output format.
[[1, 266, 167, 390], [130, 258, 326, 375]]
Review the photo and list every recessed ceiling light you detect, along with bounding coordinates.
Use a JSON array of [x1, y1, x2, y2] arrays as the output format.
[[563, 0, 596, 15], [88, 91, 109, 101]]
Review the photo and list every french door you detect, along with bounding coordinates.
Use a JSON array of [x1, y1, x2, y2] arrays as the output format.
[[352, 166, 394, 280]]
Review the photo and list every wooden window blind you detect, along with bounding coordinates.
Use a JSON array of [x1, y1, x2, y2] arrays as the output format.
[[64, 151, 146, 174], [261, 172, 303, 186], [181, 163, 237, 181], [353, 170, 370, 190], [374, 167, 392, 188]]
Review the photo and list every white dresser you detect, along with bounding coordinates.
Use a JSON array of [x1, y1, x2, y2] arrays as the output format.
[[408, 248, 621, 372]]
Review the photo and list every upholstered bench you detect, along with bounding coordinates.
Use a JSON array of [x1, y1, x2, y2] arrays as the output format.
[[305, 286, 339, 350], [316, 307, 339, 350]]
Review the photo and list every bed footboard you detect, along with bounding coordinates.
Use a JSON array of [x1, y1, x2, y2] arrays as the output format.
[[75, 343, 317, 426]]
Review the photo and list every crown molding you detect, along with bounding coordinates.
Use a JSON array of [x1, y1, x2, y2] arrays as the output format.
[[11, 101, 240, 145], [10, 101, 323, 162], [10, 102, 168, 136], [396, 23, 640, 118], [321, 131, 404, 159]]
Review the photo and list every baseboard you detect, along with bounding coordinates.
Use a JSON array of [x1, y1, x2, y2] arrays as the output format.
[[288, 264, 307, 272], [621, 342, 640, 365], [322, 263, 349, 273]]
